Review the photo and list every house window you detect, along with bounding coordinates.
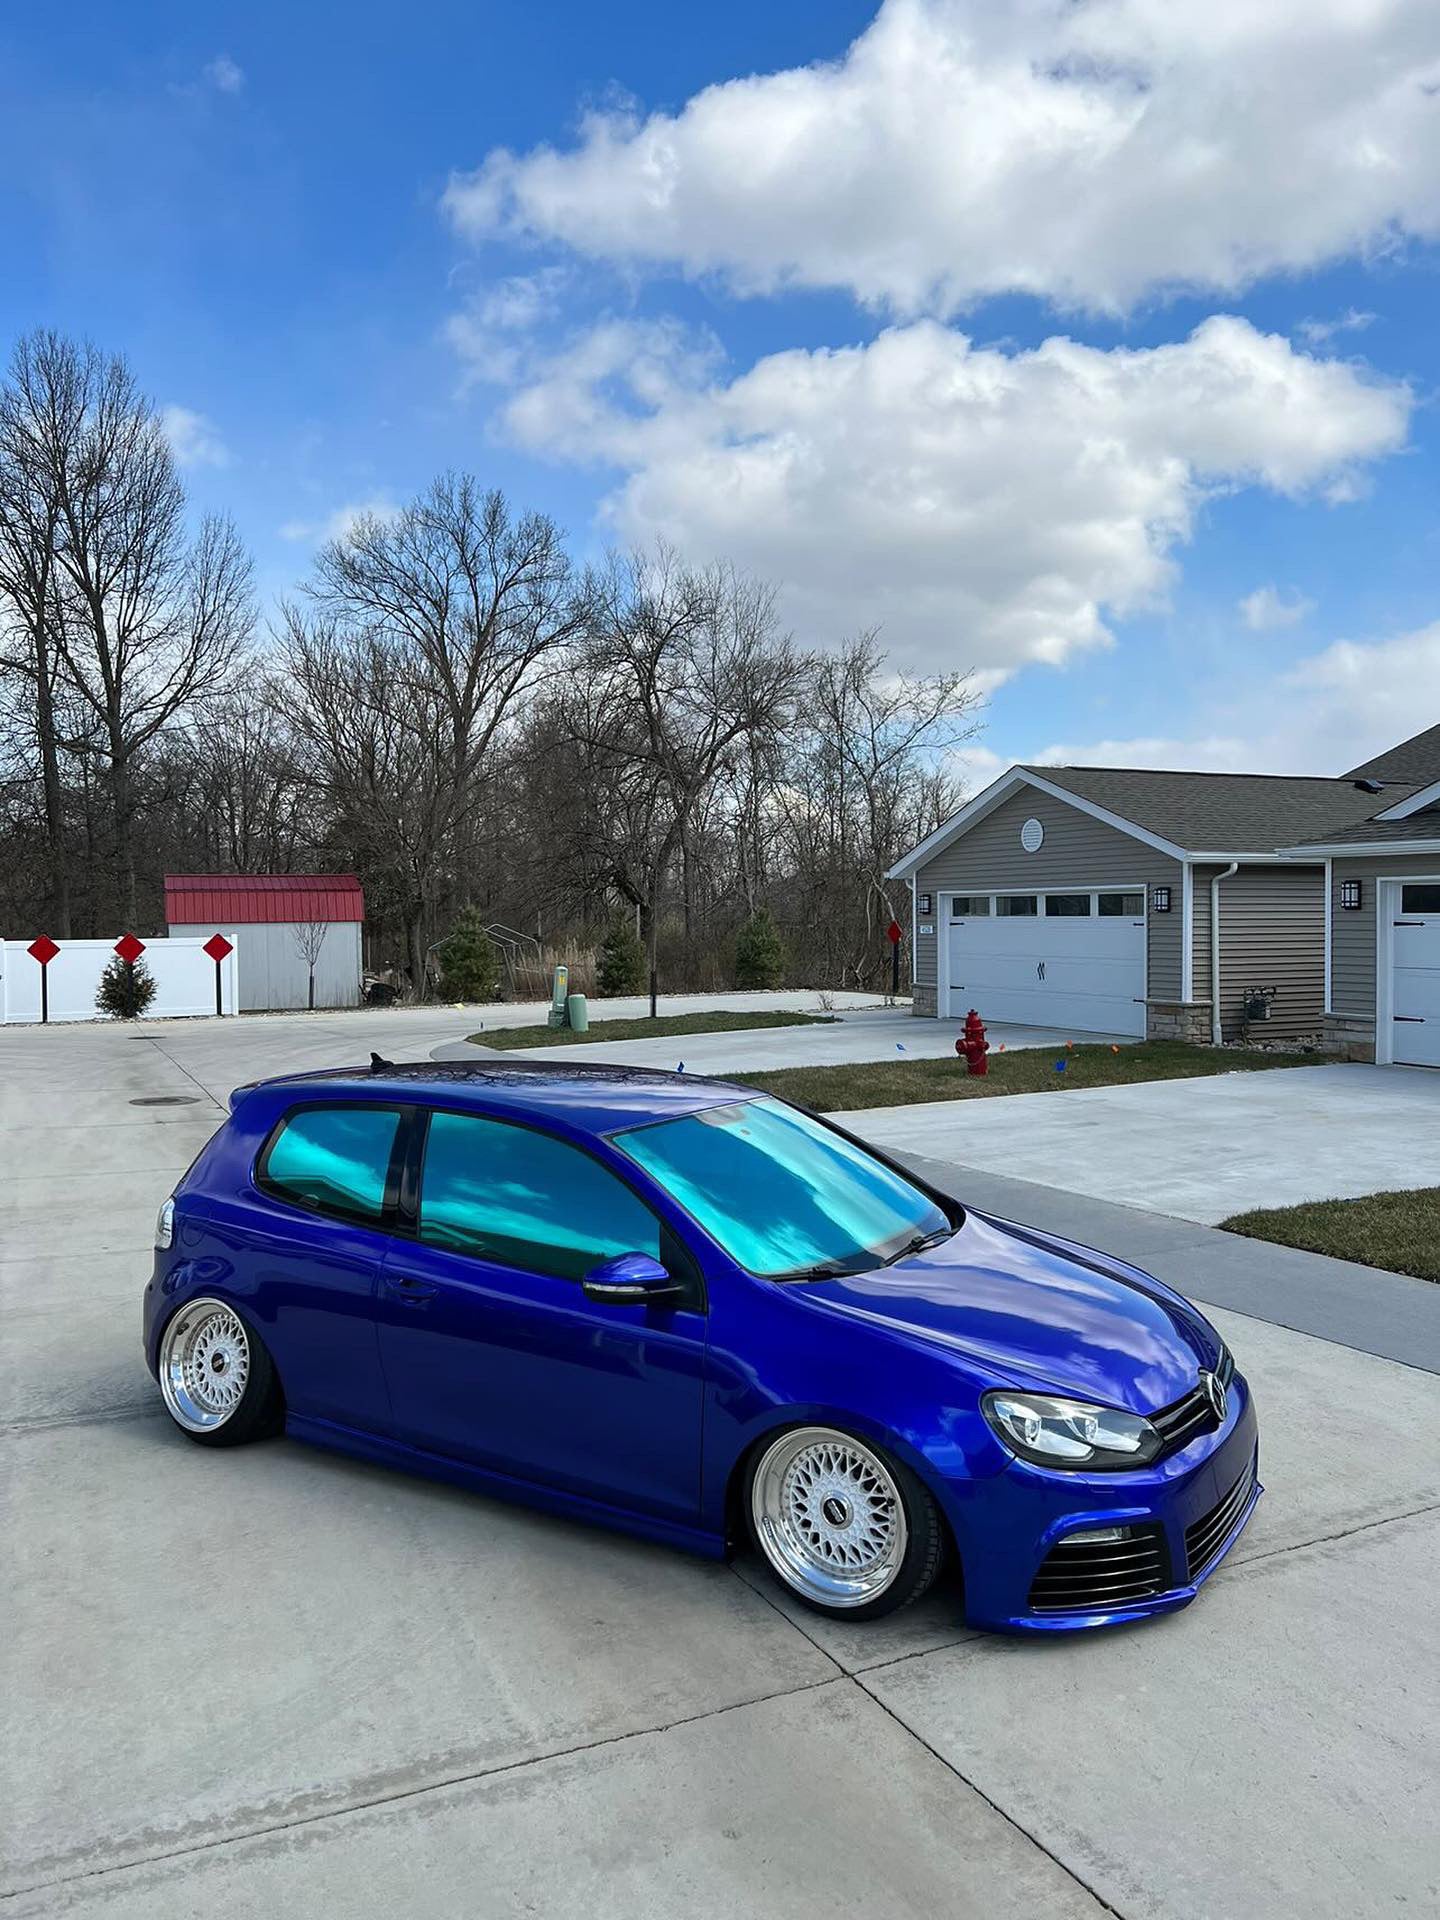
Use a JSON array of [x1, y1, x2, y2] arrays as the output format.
[[950, 895, 991, 917], [1044, 893, 1092, 916], [996, 894, 1038, 917], [1151, 885, 1172, 912], [1098, 892, 1145, 916], [1400, 884, 1440, 913]]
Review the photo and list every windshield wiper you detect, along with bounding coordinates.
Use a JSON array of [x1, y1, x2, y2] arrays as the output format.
[[883, 1225, 955, 1267]]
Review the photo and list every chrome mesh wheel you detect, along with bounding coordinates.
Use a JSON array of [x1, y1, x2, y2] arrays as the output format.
[[159, 1298, 252, 1433], [751, 1426, 907, 1608]]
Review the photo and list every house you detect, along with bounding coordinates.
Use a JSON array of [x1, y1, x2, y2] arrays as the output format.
[[887, 724, 1440, 1063], [165, 874, 365, 1012], [1278, 724, 1440, 1066]]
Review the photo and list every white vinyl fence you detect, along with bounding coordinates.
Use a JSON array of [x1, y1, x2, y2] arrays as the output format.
[[0, 936, 239, 1024]]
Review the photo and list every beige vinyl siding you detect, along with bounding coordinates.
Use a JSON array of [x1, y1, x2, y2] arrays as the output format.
[[1204, 866, 1324, 1041], [912, 786, 1183, 1004], [1330, 854, 1440, 1016]]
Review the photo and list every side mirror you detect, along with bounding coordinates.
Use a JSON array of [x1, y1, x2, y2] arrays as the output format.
[[582, 1251, 682, 1306]]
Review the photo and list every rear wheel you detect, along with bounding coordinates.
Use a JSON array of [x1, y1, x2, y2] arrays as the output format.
[[157, 1297, 281, 1447], [748, 1425, 944, 1619]]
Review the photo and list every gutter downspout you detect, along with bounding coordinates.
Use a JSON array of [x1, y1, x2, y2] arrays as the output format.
[[1210, 863, 1239, 1046]]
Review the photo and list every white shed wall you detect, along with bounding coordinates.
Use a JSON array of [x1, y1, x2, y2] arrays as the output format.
[[170, 920, 362, 1011]]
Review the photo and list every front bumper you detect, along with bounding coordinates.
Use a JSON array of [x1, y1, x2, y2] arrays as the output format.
[[944, 1372, 1261, 1633]]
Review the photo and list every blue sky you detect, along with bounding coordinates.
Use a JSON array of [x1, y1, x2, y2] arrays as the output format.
[[3, 0, 1437, 779]]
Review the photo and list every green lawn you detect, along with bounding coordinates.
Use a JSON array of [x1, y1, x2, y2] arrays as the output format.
[[469, 1009, 838, 1049], [1221, 1188, 1440, 1284], [730, 1040, 1318, 1113]]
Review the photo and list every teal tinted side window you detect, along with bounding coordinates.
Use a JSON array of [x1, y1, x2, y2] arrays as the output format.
[[419, 1112, 661, 1281], [263, 1106, 401, 1221]]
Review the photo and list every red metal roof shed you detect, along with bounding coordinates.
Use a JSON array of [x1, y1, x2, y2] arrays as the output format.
[[165, 874, 365, 926]]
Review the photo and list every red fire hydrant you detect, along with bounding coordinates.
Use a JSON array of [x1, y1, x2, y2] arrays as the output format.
[[957, 1008, 990, 1075]]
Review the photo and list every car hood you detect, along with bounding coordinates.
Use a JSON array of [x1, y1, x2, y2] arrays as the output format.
[[798, 1209, 1219, 1413]]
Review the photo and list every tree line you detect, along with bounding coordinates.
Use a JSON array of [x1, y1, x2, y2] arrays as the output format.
[[0, 329, 980, 997]]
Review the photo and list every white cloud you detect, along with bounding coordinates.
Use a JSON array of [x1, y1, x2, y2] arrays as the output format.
[[203, 55, 245, 95], [444, 0, 1440, 316], [474, 312, 1410, 678], [278, 496, 401, 544], [1029, 623, 1440, 775], [1297, 308, 1377, 347], [160, 404, 230, 469], [1238, 584, 1315, 631]]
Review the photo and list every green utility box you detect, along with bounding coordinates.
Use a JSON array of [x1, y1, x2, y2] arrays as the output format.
[[566, 993, 589, 1034]]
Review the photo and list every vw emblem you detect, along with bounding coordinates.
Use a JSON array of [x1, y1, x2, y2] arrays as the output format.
[[1199, 1370, 1227, 1422]]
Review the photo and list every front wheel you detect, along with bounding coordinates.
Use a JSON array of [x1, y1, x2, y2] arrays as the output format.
[[157, 1297, 282, 1447], [748, 1425, 944, 1619]]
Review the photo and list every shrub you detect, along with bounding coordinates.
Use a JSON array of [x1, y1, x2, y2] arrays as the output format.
[[95, 955, 158, 1020], [437, 907, 500, 1002], [596, 915, 646, 996], [734, 908, 785, 990]]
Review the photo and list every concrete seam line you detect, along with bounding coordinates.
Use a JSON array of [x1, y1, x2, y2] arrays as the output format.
[[1229, 1499, 1440, 1574], [132, 1033, 227, 1108], [850, 1673, 1129, 1920], [3, 1673, 848, 1900]]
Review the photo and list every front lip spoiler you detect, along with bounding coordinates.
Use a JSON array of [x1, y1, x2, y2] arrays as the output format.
[[997, 1473, 1264, 1635]]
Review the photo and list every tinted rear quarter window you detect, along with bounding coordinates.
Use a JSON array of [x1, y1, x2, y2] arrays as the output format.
[[261, 1105, 402, 1222]]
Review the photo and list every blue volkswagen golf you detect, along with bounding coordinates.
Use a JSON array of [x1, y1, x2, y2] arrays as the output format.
[[144, 1059, 1260, 1631]]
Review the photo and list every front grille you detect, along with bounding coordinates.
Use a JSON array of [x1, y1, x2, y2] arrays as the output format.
[[1150, 1345, 1236, 1457], [1185, 1456, 1256, 1580], [1028, 1525, 1169, 1614]]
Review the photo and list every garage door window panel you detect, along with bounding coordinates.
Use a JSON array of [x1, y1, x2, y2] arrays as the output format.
[[951, 896, 991, 916], [1045, 894, 1093, 917], [1099, 892, 1146, 917], [1400, 885, 1440, 913], [996, 895, 1038, 917]]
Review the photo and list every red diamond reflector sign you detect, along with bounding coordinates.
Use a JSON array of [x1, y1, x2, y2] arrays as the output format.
[[886, 919, 903, 945], [27, 936, 59, 966], [114, 933, 146, 964], [203, 933, 234, 962]]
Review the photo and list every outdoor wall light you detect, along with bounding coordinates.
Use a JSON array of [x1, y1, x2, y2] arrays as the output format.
[[918, 892, 933, 915], [1151, 885, 1172, 912], [1340, 879, 1362, 910]]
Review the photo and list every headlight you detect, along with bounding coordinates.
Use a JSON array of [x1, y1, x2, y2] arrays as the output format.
[[155, 1198, 174, 1249], [982, 1390, 1162, 1469]]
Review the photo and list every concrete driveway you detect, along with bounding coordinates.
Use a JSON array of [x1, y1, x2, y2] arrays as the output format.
[[468, 1004, 1133, 1073], [847, 1062, 1440, 1224], [2, 1010, 1436, 1916]]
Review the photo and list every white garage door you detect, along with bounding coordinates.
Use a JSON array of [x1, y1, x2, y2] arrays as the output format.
[[1392, 883, 1440, 1068], [947, 890, 1147, 1037]]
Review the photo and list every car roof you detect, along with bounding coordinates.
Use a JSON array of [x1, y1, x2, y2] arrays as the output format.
[[237, 1058, 760, 1137]]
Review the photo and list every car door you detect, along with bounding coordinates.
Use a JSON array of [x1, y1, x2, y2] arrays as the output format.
[[372, 1107, 708, 1525], [207, 1099, 405, 1432]]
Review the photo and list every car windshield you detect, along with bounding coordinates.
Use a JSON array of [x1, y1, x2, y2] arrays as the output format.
[[612, 1096, 952, 1280]]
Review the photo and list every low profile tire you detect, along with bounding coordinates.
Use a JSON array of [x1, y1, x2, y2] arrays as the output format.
[[747, 1424, 944, 1620], [157, 1297, 282, 1448]]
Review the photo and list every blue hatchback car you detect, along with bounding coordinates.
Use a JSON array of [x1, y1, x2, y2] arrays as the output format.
[[144, 1059, 1260, 1631]]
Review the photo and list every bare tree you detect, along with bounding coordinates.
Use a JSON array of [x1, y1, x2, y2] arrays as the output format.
[[281, 476, 583, 987], [0, 331, 253, 924], [290, 918, 329, 1010], [557, 548, 804, 993]]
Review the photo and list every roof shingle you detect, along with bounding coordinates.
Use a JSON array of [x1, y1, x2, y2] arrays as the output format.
[[1025, 766, 1408, 853]]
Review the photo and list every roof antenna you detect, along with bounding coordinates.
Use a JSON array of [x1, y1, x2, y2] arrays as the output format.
[[369, 1051, 394, 1074]]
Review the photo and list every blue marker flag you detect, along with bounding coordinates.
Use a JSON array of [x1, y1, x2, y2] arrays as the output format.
[[1054, 1058, 1067, 1073]]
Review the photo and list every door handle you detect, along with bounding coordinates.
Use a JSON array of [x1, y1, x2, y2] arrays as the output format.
[[384, 1272, 437, 1304]]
